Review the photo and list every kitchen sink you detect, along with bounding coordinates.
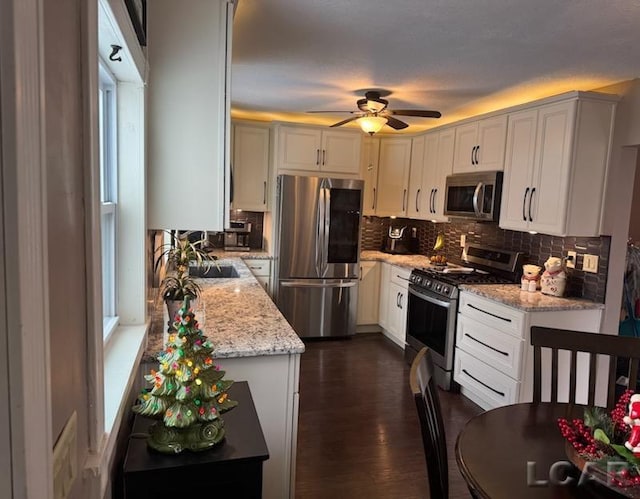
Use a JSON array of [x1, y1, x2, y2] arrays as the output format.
[[189, 265, 239, 278]]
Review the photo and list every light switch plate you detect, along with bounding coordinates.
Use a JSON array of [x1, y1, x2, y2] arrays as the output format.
[[53, 411, 77, 499], [566, 251, 577, 269], [583, 254, 599, 273], [460, 234, 466, 247]]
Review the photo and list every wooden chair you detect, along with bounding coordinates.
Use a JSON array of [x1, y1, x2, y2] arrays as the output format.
[[409, 347, 448, 498], [531, 326, 640, 407]]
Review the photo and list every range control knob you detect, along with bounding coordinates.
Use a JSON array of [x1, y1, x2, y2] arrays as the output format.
[[442, 286, 450, 295]]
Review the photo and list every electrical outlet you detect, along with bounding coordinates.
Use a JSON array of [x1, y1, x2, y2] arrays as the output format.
[[460, 234, 466, 247], [583, 254, 599, 273], [566, 251, 577, 269]]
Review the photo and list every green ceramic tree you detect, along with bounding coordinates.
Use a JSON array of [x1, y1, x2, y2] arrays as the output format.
[[133, 297, 238, 453]]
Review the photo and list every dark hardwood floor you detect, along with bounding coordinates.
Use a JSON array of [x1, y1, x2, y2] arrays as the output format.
[[295, 334, 483, 499]]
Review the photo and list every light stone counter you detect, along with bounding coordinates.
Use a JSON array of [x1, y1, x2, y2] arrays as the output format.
[[360, 250, 433, 270], [207, 249, 272, 259], [459, 284, 605, 312], [145, 257, 303, 363]]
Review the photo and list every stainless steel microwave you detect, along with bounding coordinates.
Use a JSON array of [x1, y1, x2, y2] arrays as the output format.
[[444, 171, 503, 221]]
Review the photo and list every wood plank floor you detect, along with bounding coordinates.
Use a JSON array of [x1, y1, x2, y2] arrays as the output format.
[[295, 334, 483, 498]]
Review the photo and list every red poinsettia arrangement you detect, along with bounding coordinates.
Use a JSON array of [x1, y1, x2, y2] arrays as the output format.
[[557, 390, 640, 489]]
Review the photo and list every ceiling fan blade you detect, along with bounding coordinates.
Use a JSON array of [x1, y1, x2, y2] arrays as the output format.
[[330, 116, 360, 127], [388, 109, 442, 118], [385, 116, 409, 130], [306, 110, 355, 114]]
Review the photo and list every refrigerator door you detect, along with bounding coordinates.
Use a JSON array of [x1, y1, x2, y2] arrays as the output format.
[[277, 279, 358, 337], [277, 175, 363, 280]]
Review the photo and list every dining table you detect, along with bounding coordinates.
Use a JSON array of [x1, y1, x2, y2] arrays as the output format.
[[455, 402, 632, 499]]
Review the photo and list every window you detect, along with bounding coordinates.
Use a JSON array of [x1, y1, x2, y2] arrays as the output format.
[[99, 64, 118, 341]]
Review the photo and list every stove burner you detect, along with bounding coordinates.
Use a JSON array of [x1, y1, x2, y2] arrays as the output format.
[[409, 266, 515, 299]]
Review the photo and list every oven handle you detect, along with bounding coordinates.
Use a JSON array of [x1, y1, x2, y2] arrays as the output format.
[[408, 285, 452, 309]]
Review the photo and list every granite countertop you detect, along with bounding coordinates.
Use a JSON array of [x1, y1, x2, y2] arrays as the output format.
[[460, 284, 605, 312], [207, 249, 272, 259], [144, 257, 304, 363], [360, 250, 433, 270]]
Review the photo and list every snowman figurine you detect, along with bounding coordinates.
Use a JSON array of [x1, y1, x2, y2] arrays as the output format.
[[540, 256, 567, 297]]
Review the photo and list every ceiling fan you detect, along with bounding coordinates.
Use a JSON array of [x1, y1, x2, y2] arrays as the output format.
[[307, 90, 441, 135]]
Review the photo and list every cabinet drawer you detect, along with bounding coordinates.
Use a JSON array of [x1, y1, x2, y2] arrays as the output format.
[[457, 315, 524, 379], [459, 292, 524, 338], [243, 258, 271, 277], [454, 348, 519, 409], [389, 265, 411, 288]]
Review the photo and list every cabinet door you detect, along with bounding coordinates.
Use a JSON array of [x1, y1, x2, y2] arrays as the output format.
[[321, 130, 361, 176], [476, 115, 508, 171], [499, 109, 538, 232], [452, 122, 478, 173], [357, 261, 380, 325], [386, 281, 407, 348], [528, 102, 575, 235], [278, 126, 322, 172], [428, 129, 454, 221], [360, 137, 380, 216], [378, 262, 391, 330], [232, 124, 270, 211], [407, 135, 426, 219], [375, 138, 412, 216]]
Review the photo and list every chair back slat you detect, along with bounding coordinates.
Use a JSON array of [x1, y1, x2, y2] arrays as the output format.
[[409, 347, 448, 499], [531, 326, 640, 408]]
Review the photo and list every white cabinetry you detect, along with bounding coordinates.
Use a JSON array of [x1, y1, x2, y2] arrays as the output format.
[[232, 123, 270, 211], [243, 258, 271, 295], [148, 0, 233, 231], [499, 95, 616, 236], [407, 129, 455, 221], [357, 261, 380, 326], [378, 263, 410, 348], [360, 137, 380, 216], [453, 115, 507, 173], [454, 291, 603, 410], [276, 125, 361, 177], [375, 138, 412, 217]]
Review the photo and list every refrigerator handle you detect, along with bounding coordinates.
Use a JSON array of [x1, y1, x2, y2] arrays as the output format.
[[315, 183, 323, 276], [322, 184, 331, 275]]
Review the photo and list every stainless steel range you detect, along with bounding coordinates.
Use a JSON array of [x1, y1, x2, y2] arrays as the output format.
[[404, 243, 524, 391]]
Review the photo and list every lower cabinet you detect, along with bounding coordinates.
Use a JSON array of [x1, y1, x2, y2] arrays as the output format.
[[357, 261, 380, 327], [377, 263, 410, 348], [244, 258, 271, 295], [454, 291, 603, 410]]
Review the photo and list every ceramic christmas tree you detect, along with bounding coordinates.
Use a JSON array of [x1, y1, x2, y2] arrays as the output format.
[[133, 296, 238, 453]]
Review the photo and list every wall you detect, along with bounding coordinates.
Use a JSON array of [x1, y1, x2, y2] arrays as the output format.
[[629, 154, 640, 244], [362, 216, 610, 302], [44, 1, 90, 498]]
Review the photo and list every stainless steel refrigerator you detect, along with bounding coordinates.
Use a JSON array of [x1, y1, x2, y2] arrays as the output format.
[[274, 174, 363, 338]]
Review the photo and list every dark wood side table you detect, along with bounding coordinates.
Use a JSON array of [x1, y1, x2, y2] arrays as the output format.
[[123, 381, 269, 499]]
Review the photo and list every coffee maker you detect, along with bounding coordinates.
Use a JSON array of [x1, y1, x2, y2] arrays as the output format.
[[382, 225, 419, 255], [224, 220, 251, 251]]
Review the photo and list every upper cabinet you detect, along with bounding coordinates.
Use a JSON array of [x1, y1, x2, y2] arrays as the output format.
[[407, 128, 455, 221], [276, 125, 361, 177], [360, 136, 380, 216], [499, 95, 617, 236], [232, 122, 270, 212], [375, 137, 413, 217], [453, 115, 508, 173], [147, 0, 233, 230]]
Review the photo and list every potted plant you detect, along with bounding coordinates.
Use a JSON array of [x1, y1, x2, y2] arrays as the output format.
[[154, 231, 217, 326]]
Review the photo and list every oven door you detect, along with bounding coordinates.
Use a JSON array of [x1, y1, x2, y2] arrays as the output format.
[[406, 284, 458, 374]]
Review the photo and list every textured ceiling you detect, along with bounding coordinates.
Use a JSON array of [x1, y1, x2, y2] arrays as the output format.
[[231, 0, 640, 133]]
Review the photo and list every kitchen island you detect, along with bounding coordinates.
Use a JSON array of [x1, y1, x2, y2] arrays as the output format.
[[145, 257, 304, 499]]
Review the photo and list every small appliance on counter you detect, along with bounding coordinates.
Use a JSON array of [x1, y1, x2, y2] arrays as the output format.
[[382, 225, 419, 255], [224, 220, 251, 251]]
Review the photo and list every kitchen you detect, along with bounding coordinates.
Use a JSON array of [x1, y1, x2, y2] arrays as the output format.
[[4, 1, 640, 499]]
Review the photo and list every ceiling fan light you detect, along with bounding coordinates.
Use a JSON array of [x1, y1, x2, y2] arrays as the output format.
[[357, 116, 387, 135]]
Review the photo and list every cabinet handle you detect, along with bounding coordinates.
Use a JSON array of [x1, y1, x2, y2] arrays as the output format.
[[462, 369, 505, 397], [316, 149, 320, 166], [432, 188, 437, 213], [396, 292, 401, 307], [399, 292, 403, 310], [360, 266, 363, 281], [322, 149, 326, 166], [372, 187, 376, 210], [522, 187, 529, 221], [402, 189, 407, 211], [470, 146, 475, 165], [467, 303, 512, 322], [415, 189, 420, 212], [263, 181, 267, 205], [474, 145, 480, 165], [528, 187, 535, 222], [465, 333, 509, 357]]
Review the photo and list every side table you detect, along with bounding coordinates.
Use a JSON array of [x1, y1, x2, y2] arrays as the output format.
[[123, 381, 269, 498]]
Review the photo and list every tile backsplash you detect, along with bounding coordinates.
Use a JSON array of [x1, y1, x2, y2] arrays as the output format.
[[361, 216, 610, 303]]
